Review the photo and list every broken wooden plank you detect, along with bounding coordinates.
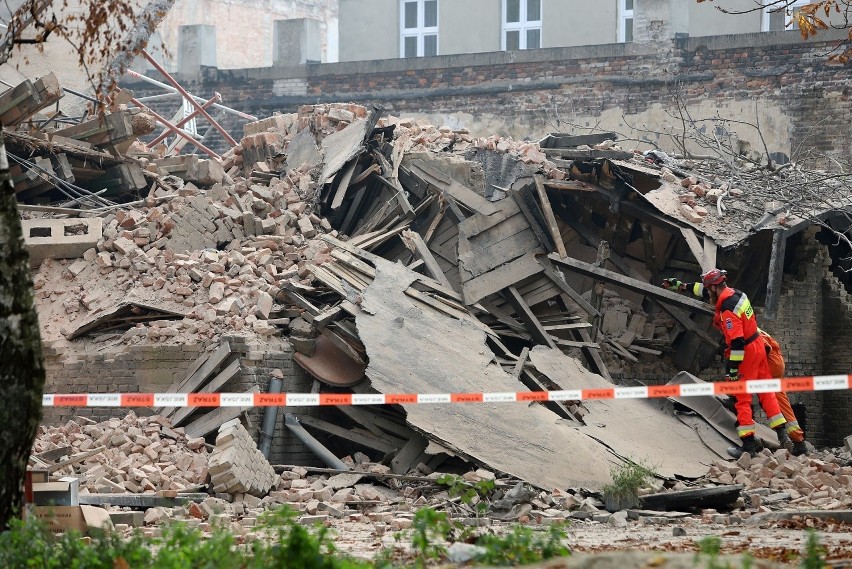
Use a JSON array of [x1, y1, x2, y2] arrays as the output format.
[[539, 132, 617, 148], [510, 189, 554, 251], [543, 180, 599, 192], [298, 414, 400, 454], [534, 175, 568, 258], [542, 148, 634, 160], [183, 388, 258, 439], [461, 252, 543, 306], [408, 160, 498, 215], [702, 235, 717, 273], [47, 447, 106, 474], [574, 326, 612, 382], [548, 254, 714, 315], [166, 342, 232, 408], [169, 359, 242, 427], [538, 259, 600, 317], [402, 230, 454, 290], [390, 434, 429, 475], [679, 227, 706, 269], [503, 286, 557, 349], [329, 158, 359, 210], [513, 346, 530, 378], [606, 339, 639, 362]]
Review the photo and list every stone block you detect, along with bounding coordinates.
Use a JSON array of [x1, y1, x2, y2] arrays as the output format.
[[22, 217, 103, 266]]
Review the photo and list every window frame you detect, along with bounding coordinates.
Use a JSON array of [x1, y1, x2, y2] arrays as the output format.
[[618, 0, 634, 43], [400, 0, 439, 58], [761, 0, 811, 32], [501, 0, 543, 51]]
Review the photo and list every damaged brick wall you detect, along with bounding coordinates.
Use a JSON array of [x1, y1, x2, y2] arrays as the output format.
[[123, 30, 851, 165], [761, 229, 828, 447], [41, 336, 318, 465], [820, 270, 852, 448]]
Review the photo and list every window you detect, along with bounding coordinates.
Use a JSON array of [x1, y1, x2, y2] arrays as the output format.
[[502, 0, 541, 51], [400, 0, 438, 58], [761, 1, 811, 32], [618, 0, 634, 43]]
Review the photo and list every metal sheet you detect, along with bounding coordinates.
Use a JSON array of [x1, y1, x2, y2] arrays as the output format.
[[293, 334, 366, 387], [666, 371, 779, 449]]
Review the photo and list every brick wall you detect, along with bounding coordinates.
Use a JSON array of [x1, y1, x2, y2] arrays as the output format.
[[818, 270, 852, 448], [41, 335, 321, 465], [124, 29, 851, 165]]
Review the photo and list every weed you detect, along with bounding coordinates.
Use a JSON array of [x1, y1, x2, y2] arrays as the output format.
[[410, 507, 454, 566], [474, 522, 571, 565], [600, 460, 657, 511], [436, 473, 495, 517], [800, 530, 826, 569]]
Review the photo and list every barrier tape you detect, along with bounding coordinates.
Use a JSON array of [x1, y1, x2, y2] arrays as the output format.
[[41, 374, 852, 408]]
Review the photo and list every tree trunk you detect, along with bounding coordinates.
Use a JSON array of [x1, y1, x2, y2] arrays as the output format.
[[0, 128, 45, 529]]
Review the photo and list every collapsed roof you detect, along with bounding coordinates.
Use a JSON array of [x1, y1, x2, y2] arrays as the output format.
[[13, 71, 839, 489]]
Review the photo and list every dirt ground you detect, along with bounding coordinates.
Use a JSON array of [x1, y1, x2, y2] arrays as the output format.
[[325, 513, 852, 567]]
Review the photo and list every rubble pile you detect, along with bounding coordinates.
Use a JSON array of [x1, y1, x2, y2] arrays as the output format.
[[707, 449, 852, 510], [32, 412, 209, 494], [208, 419, 277, 496]]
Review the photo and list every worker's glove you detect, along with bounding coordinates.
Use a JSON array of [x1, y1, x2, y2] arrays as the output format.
[[724, 372, 740, 382], [662, 278, 685, 291]]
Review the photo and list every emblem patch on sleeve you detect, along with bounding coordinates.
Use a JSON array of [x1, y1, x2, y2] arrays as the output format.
[[725, 318, 733, 330]]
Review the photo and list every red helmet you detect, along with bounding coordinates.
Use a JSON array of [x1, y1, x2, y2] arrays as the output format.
[[701, 268, 727, 287]]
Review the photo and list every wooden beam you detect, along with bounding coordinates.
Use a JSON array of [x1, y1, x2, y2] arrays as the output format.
[[534, 175, 568, 258], [404, 230, 454, 290], [503, 286, 557, 348], [298, 415, 399, 454], [548, 253, 714, 315], [170, 359, 241, 427], [640, 221, 657, 273], [763, 229, 787, 321], [538, 259, 600, 317], [703, 235, 718, 273], [680, 227, 706, 269], [513, 346, 530, 378], [510, 189, 554, 251], [539, 132, 617, 148], [574, 326, 612, 382]]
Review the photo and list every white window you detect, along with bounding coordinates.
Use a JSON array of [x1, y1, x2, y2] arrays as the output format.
[[618, 0, 634, 43], [761, 0, 811, 32], [400, 0, 438, 58], [502, 0, 542, 51]]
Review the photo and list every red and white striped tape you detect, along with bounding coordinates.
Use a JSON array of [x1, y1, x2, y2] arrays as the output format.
[[41, 374, 852, 408]]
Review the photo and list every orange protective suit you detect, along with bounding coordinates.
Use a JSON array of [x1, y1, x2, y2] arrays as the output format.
[[715, 287, 786, 439]]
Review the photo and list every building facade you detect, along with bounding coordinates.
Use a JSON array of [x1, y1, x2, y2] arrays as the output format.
[[338, 0, 818, 61]]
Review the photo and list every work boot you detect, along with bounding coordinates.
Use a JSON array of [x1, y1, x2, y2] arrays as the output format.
[[727, 435, 758, 459], [791, 440, 809, 457], [775, 426, 793, 452]]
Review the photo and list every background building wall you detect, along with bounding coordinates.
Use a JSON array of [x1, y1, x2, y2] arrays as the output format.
[[156, 0, 339, 69], [338, 0, 397, 61]]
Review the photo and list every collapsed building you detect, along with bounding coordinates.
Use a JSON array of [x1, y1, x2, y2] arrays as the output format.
[[8, 65, 852, 531]]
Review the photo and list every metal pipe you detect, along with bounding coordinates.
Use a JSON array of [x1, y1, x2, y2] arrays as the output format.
[[258, 377, 283, 459], [147, 93, 221, 148], [129, 97, 221, 159], [125, 69, 258, 121], [135, 92, 181, 103], [284, 414, 350, 471], [140, 50, 238, 147], [125, 69, 257, 121]]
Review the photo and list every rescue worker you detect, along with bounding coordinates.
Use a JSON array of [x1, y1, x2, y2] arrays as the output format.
[[662, 269, 787, 458], [663, 275, 809, 456], [758, 329, 809, 456]]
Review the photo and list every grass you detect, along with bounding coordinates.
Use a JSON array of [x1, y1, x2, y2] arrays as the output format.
[[0, 504, 573, 568]]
